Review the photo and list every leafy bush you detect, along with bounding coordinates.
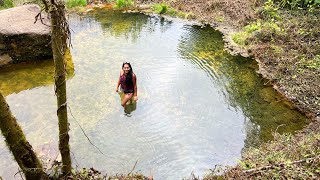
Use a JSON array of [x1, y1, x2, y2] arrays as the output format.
[[152, 3, 168, 14], [277, 0, 320, 9], [245, 21, 262, 33], [66, 0, 87, 9], [262, 0, 280, 19], [0, 0, 14, 9], [114, 0, 134, 9]]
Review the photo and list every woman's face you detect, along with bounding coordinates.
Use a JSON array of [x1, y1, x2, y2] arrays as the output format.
[[123, 64, 131, 74]]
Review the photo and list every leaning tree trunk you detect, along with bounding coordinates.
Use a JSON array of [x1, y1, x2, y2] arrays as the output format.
[[0, 93, 45, 179], [41, 0, 72, 174]]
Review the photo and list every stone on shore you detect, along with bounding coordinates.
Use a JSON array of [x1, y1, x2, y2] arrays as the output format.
[[0, 4, 52, 67]]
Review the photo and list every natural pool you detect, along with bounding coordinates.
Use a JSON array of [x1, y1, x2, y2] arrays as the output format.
[[0, 9, 310, 179]]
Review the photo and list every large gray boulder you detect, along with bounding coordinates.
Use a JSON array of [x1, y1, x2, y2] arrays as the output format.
[[0, 4, 52, 67]]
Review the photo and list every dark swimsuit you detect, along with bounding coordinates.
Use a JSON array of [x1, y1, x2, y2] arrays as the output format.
[[120, 73, 134, 94]]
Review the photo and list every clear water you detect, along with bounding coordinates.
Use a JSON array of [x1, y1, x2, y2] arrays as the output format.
[[0, 9, 309, 179]]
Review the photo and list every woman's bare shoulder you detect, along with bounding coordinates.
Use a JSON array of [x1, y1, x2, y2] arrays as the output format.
[[120, 70, 124, 76]]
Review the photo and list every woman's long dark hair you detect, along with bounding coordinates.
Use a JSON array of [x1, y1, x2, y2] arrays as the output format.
[[122, 62, 133, 86]]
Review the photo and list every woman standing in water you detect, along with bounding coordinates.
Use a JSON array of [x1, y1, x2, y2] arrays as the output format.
[[116, 62, 138, 107]]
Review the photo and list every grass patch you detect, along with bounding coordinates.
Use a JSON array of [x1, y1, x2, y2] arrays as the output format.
[[150, 3, 195, 19], [307, 55, 320, 69], [114, 0, 134, 9], [244, 21, 262, 33], [177, 11, 195, 19], [232, 31, 250, 46], [152, 3, 168, 14], [301, 55, 320, 70], [167, 7, 177, 16], [270, 44, 284, 54], [214, 16, 225, 22], [204, 125, 320, 179], [0, 0, 14, 9], [65, 0, 86, 9], [261, 0, 281, 20], [232, 20, 283, 46]]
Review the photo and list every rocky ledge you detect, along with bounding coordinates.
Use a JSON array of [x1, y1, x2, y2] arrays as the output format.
[[0, 4, 52, 67]]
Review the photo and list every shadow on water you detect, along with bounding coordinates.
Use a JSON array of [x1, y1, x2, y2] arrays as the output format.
[[0, 50, 75, 96], [177, 25, 310, 146]]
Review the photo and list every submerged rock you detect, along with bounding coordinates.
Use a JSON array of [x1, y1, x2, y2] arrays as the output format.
[[0, 4, 52, 67]]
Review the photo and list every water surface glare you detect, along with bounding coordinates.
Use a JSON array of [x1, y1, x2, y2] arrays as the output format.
[[0, 10, 309, 179]]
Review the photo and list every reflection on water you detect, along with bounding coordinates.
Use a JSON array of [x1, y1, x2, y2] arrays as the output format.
[[177, 25, 309, 144], [118, 91, 137, 115], [0, 50, 74, 96], [87, 9, 173, 42], [0, 9, 309, 179]]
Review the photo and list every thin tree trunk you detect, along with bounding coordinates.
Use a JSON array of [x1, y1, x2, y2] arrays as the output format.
[[45, 0, 72, 174], [0, 93, 45, 180]]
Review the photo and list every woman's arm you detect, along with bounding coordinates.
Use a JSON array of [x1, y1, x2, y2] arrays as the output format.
[[116, 71, 123, 92], [133, 73, 138, 101]]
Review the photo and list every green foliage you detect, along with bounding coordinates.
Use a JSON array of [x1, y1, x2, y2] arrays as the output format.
[[150, 3, 195, 19], [278, 0, 320, 9], [233, 20, 283, 46], [244, 21, 262, 33], [167, 7, 177, 16], [232, 32, 250, 46], [0, 0, 14, 9], [262, 0, 280, 19], [152, 3, 168, 14], [262, 0, 319, 19], [261, 21, 282, 33], [65, 0, 87, 9], [114, 0, 134, 9]]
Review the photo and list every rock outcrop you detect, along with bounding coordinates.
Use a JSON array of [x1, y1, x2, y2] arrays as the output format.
[[0, 4, 52, 67]]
